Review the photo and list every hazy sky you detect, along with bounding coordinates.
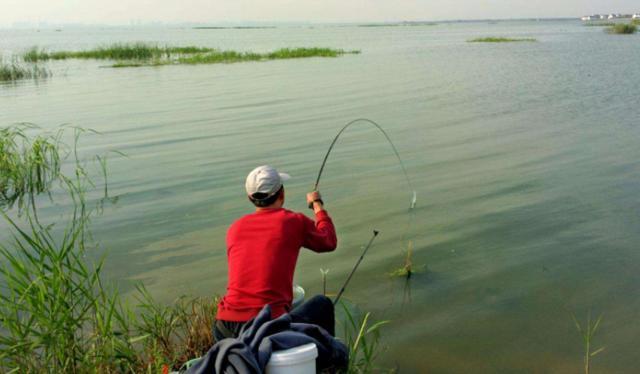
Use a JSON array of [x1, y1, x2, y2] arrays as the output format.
[[2, 0, 639, 26]]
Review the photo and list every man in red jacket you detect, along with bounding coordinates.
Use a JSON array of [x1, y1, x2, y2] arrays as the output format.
[[214, 165, 338, 341]]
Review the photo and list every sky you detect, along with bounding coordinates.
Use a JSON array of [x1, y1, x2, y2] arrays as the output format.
[[1, 0, 639, 27]]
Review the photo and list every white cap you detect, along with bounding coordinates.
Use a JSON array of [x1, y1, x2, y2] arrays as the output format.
[[245, 165, 291, 199]]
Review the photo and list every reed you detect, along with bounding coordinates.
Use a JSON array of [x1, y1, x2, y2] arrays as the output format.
[[0, 126, 218, 372], [606, 23, 637, 34], [571, 311, 605, 374], [389, 241, 425, 278], [22, 43, 217, 61], [583, 22, 616, 27], [468, 37, 537, 43], [339, 303, 390, 373], [176, 47, 356, 65], [0, 62, 50, 82]]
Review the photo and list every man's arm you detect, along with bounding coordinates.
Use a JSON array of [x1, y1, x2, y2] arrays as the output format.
[[302, 191, 337, 252]]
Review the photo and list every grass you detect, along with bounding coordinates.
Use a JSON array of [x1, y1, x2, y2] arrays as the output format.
[[0, 61, 50, 82], [468, 37, 537, 43], [177, 47, 356, 64], [572, 311, 605, 374], [0, 126, 218, 372], [583, 22, 616, 27], [606, 23, 638, 34], [23, 43, 217, 62], [20, 43, 359, 70], [389, 241, 426, 278], [632, 19, 640, 26], [340, 303, 389, 373]]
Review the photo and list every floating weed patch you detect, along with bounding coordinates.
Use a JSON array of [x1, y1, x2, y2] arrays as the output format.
[[606, 23, 637, 34], [389, 241, 426, 279], [468, 37, 537, 43]]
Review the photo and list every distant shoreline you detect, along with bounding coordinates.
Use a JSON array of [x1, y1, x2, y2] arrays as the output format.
[[0, 17, 590, 31]]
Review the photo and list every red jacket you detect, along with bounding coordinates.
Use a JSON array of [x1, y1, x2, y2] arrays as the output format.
[[216, 208, 337, 322]]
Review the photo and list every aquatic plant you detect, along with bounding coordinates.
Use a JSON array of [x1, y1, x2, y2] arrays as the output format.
[[606, 23, 637, 34], [468, 37, 537, 43], [389, 241, 426, 278], [340, 303, 390, 373], [583, 22, 616, 27], [178, 50, 263, 64], [0, 125, 61, 214], [22, 43, 217, 61], [571, 311, 605, 374], [0, 61, 50, 82], [0, 126, 218, 372], [176, 47, 356, 65]]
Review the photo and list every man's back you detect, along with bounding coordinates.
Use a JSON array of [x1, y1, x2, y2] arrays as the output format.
[[217, 208, 336, 322]]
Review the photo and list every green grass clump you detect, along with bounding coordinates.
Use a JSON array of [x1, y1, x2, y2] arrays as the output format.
[[22, 43, 217, 61], [172, 47, 356, 66], [112, 60, 169, 68], [584, 22, 615, 27], [0, 126, 219, 372], [178, 50, 263, 64], [632, 19, 640, 26], [0, 61, 50, 82], [468, 37, 537, 43], [606, 23, 638, 34], [340, 303, 389, 373], [21, 44, 358, 69]]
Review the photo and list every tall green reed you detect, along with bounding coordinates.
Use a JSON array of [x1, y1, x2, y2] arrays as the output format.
[[339, 303, 390, 373], [0, 126, 217, 372]]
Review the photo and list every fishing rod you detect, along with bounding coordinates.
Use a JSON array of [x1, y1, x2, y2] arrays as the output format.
[[333, 230, 379, 306], [313, 118, 417, 210]]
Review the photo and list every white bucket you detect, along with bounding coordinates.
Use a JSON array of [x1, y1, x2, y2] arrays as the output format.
[[265, 343, 317, 374]]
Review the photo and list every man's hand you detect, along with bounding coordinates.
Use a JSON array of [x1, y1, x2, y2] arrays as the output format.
[[307, 191, 324, 212]]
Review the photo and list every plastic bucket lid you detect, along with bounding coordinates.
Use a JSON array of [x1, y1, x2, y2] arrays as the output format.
[[268, 343, 318, 366]]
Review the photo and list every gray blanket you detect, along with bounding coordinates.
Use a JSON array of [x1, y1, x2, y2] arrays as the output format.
[[188, 304, 348, 373]]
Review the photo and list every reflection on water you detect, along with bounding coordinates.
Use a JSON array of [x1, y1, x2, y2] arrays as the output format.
[[1, 20, 640, 372]]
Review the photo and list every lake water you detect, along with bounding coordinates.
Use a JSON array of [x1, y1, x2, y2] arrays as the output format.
[[1, 20, 640, 372]]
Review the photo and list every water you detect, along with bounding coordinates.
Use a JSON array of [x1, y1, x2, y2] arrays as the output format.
[[2, 20, 640, 372]]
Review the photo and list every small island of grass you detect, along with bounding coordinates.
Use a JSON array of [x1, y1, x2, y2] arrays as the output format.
[[21, 43, 360, 70], [606, 23, 638, 34], [23, 43, 217, 62], [468, 37, 537, 43]]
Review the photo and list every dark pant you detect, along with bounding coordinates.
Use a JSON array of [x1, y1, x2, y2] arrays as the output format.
[[213, 295, 335, 341]]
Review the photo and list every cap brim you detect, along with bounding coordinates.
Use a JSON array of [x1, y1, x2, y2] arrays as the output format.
[[279, 172, 291, 182]]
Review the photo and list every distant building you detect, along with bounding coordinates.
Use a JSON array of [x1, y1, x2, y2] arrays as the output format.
[[633, 13, 640, 19]]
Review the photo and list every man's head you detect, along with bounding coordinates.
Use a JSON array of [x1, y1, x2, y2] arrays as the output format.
[[245, 165, 290, 208]]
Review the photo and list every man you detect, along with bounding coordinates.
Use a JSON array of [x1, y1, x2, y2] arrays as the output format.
[[214, 165, 338, 341]]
